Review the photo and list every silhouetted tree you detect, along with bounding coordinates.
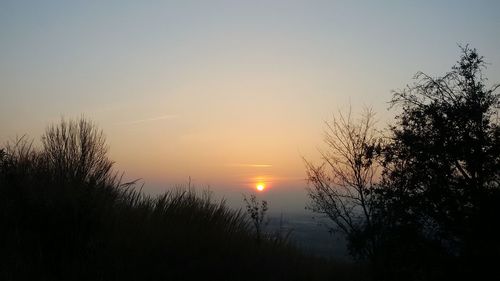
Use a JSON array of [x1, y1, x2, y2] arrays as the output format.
[[377, 46, 500, 279], [304, 108, 382, 260], [244, 194, 269, 242]]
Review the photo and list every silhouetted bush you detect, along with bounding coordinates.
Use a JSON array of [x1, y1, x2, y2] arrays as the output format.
[[41, 118, 117, 187], [0, 117, 358, 281]]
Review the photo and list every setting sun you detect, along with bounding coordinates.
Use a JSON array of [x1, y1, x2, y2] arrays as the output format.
[[256, 183, 265, 191]]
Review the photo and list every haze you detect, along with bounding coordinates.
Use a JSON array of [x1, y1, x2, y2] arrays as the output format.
[[1, 0, 499, 213]]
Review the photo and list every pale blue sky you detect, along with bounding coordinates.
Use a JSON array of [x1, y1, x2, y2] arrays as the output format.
[[1, 0, 499, 212]]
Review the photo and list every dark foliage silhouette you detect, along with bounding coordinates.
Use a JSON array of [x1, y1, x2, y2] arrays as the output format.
[[0, 117, 363, 281], [41, 118, 118, 186], [375, 46, 500, 280], [304, 108, 383, 261], [243, 194, 269, 243], [305, 46, 500, 280]]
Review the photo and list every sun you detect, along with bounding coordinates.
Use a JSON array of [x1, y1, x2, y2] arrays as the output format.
[[256, 183, 265, 191]]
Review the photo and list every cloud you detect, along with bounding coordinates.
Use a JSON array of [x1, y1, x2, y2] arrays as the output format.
[[225, 163, 273, 168], [119, 114, 178, 125]]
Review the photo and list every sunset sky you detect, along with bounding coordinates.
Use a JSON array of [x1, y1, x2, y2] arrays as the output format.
[[1, 0, 499, 213]]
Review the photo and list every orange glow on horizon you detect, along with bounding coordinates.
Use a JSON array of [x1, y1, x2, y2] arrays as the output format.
[[256, 183, 265, 191]]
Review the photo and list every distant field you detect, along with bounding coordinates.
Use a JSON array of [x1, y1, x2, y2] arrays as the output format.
[[267, 213, 349, 259]]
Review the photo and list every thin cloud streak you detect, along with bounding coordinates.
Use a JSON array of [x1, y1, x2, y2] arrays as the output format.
[[118, 114, 178, 125], [225, 163, 273, 168]]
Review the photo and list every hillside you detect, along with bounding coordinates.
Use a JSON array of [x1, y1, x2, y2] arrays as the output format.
[[0, 123, 366, 281]]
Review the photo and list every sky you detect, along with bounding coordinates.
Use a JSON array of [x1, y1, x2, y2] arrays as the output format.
[[1, 0, 500, 213]]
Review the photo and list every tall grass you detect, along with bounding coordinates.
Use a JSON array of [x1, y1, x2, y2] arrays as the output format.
[[0, 119, 367, 281]]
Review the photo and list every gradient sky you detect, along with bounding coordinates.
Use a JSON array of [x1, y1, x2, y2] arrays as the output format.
[[1, 0, 500, 213]]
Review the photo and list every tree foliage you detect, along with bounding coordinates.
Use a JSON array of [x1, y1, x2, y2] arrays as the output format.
[[376, 46, 500, 279], [306, 46, 500, 280]]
